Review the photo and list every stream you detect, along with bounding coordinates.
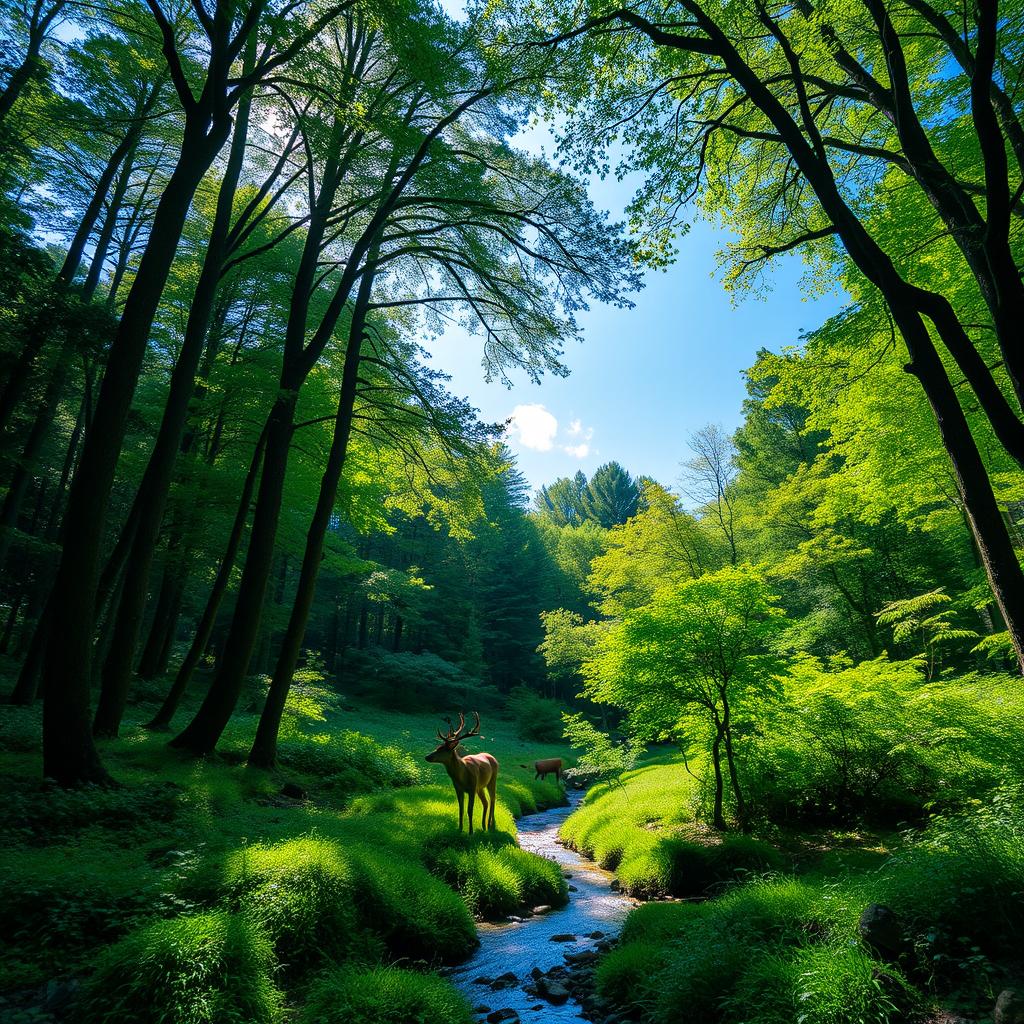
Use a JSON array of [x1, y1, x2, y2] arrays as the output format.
[[450, 788, 636, 1024]]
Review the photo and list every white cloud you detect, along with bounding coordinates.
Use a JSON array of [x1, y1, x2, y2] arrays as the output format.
[[507, 404, 558, 451], [561, 421, 594, 458]]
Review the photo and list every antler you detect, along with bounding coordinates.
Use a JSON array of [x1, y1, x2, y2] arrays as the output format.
[[438, 711, 481, 743], [454, 711, 481, 741]]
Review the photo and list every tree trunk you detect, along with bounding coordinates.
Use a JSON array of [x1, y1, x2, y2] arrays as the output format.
[[710, 722, 727, 831], [249, 280, 372, 768], [720, 694, 747, 828], [0, 338, 75, 573], [58, 102, 150, 287], [40, 112, 231, 784], [137, 562, 184, 679], [146, 426, 266, 730], [95, 74, 254, 739], [82, 148, 136, 301], [169, 122, 357, 756]]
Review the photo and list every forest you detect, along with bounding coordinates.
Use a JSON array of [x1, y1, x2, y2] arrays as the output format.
[[0, 0, 1022, 1022]]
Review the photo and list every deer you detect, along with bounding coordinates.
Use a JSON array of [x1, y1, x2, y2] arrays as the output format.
[[425, 711, 498, 833], [530, 757, 563, 783]]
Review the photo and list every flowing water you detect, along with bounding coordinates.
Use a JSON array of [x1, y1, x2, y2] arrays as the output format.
[[451, 789, 636, 1023]]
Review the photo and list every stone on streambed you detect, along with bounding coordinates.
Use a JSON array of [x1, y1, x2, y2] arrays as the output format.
[[486, 1010, 519, 1024], [535, 977, 571, 1004], [530, 904, 552, 915], [550, 933, 576, 942], [490, 972, 518, 990], [565, 949, 599, 966]]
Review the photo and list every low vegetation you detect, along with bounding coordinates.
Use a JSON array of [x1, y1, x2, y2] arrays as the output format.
[[0, 692, 568, 1023]]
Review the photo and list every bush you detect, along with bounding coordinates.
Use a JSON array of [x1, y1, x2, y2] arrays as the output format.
[[352, 854, 477, 962], [430, 837, 568, 919], [744, 658, 1024, 825], [299, 965, 474, 1024], [77, 911, 282, 1024], [506, 686, 564, 742], [276, 730, 420, 791], [228, 837, 364, 976]]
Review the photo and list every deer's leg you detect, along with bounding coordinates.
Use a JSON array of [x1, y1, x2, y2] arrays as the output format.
[[467, 790, 476, 835], [479, 787, 488, 830], [457, 790, 465, 832], [488, 778, 497, 829]]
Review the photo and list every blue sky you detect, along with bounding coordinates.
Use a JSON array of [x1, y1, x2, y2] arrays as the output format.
[[426, 138, 847, 493]]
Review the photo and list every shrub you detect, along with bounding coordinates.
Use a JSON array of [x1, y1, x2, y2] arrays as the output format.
[[428, 833, 568, 919], [352, 854, 477, 963], [0, 780, 182, 845], [506, 686, 564, 742], [77, 911, 282, 1024], [299, 965, 474, 1024], [229, 837, 363, 976], [276, 730, 420, 790]]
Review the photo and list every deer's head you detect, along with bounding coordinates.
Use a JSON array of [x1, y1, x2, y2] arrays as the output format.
[[425, 711, 480, 763]]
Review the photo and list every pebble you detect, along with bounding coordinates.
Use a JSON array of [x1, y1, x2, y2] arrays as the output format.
[[530, 905, 552, 915]]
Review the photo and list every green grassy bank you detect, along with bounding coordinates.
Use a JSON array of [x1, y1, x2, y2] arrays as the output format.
[[0, 683, 571, 1024], [562, 757, 1024, 1024]]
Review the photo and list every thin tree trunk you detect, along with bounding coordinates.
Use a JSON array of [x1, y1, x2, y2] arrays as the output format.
[[249, 278, 372, 767], [146, 426, 267, 730], [82, 148, 136, 301], [710, 723, 726, 831]]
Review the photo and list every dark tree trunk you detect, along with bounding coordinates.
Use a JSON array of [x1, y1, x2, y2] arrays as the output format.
[[0, 339, 76, 573], [392, 615, 403, 653], [1, 586, 24, 653], [40, 112, 231, 784], [170, 399, 296, 753], [358, 603, 368, 649], [137, 563, 184, 679], [82, 148, 136, 301], [95, 76, 254, 739], [170, 122, 358, 756], [146, 426, 266, 730], [249, 281, 371, 768], [710, 722, 727, 831], [58, 96, 152, 287]]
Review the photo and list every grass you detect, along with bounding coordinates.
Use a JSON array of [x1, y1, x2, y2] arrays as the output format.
[[578, 754, 1024, 1024], [75, 910, 283, 1024], [299, 964, 475, 1024], [561, 757, 783, 897], [0, 687, 572, 1021]]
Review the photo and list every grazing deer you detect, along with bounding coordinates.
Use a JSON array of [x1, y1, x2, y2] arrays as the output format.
[[531, 757, 563, 783], [425, 712, 498, 833]]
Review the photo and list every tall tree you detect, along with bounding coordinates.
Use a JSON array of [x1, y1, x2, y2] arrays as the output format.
[[581, 461, 640, 527]]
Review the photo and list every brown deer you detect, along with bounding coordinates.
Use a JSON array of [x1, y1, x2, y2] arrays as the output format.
[[425, 712, 498, 833], [532, 757, 563, 783]]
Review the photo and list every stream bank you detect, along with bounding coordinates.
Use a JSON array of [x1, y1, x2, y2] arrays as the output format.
[[451, 789, 636, 1024]]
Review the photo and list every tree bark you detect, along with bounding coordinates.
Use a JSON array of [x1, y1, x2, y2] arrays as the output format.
[[40, 110, 231, 783], [249, 272, 372, 768], [94, 67, 254, 738], [146, 425, 267, 730]]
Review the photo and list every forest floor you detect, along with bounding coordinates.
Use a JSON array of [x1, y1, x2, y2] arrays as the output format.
[[0, 677, 573, 1024]]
